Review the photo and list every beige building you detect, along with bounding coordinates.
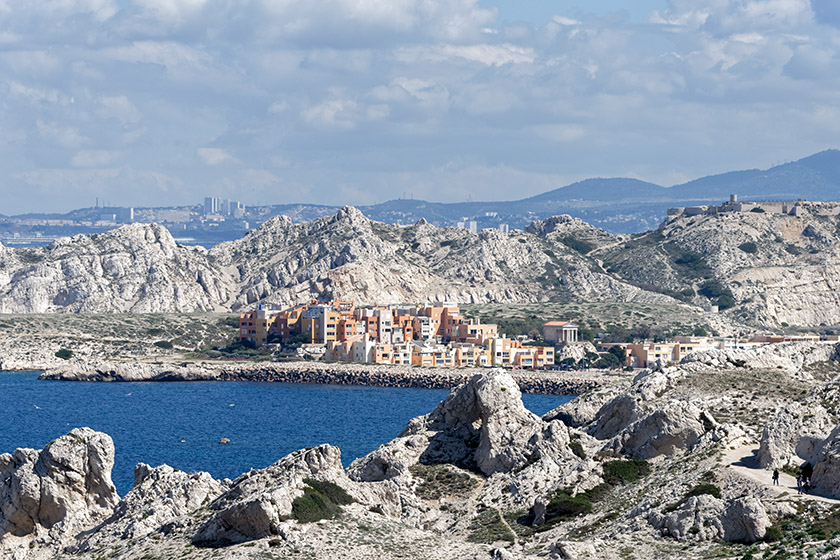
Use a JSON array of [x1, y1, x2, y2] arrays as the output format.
[[543, 321, 579, 344]]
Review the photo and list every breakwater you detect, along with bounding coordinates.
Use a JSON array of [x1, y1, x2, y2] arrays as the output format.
[[39, 361, 604, 395]]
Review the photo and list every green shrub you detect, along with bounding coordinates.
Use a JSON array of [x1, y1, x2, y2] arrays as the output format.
[[291, 479, 354, 523], [570, 441, 586, 459], [698, 280, 736, 310], [671, 249, 712, 277], [147, 327, 165, 336], [685, 483, 721, 499], [561, 236, 595, 255], [738, 242, 758, 254], [154, 340, 174, 349], [409, 464, 477, 500], [545, 491, 592, 519], [467, 508, 515, 543], [55, 348, 73, 360], [580, 483, 611, 503], [303, 478, 353, 505], [749, 207, 765, 213], [220, 315, 240, 329], [602, 459, 650, 485], [291, 489, 339, 523], [764, 525, 783, 542]]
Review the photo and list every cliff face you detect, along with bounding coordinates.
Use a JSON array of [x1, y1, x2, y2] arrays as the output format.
[[600, 206, 840, 327], [0, 224, 231, 313], [0, 207, 674, 315]]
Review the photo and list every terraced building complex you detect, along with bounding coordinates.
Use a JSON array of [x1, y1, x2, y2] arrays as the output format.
[[240, 300, 555, 369]]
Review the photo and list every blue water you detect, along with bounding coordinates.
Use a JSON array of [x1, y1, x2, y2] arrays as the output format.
[[0, 372, 573, 495]]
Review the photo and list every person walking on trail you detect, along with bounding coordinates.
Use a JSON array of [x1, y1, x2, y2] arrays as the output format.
[[797, 475, 804, 494], [805, 477, 811, 494], [772, 469, 780, 486]]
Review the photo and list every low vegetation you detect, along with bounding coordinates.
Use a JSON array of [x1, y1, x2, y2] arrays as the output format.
[[602, 459, 651, 485], [409, 464, 477, 501], [467, 507, 515, 543], [290, 478, 354, 523]]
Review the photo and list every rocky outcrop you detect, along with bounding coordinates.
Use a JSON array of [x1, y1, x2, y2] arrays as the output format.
[[808, 424, 840, 498], [649, 495, 769, 543], [601, 209, 840, 328], [554, 341, 598, 365], [682, 342, 838, 374], [73, 464, 227, 551], [0, 428, 119, 549], [757, 402, 835, 468], [193, 445, 399, 546], [349, 371, 576, 480], [0, 224, 230, 313], [605, 400, 716, 459]]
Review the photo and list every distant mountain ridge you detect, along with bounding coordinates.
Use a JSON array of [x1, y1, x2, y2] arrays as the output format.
[[229, 149, 840, 233], [5, 150, 840, 235]]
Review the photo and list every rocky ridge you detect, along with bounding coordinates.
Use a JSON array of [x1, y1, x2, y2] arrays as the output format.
[[600, 207, 840, 327], [2, 206, 840, 328], [6, 345, 840, 559], [0, 207, 701, 318]]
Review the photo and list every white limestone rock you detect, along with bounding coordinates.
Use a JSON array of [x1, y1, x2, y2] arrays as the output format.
[[0, 428, 119, 549], [757, 402, 834, 469], [589, 394, 644, 440], [649, 495, 769, 543], [349, 370, 573, 480], [605, 400, 715, 459], [73, 464, 227, 551], [192, 444, 399, 546], [808, 424, 840, 498]]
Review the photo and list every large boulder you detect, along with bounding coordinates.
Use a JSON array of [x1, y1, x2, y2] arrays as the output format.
[[589, 394, 643, 440], [649, 495, 769, 543], [758, 402, 834, 469], [0, 428, 119, 548], [605, 400, 715, 459], [809, 424, 840, 498], [349, 370, 575, 481]]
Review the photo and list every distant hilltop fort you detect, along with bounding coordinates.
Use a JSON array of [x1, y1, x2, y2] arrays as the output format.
[[667, 194, 840, 219]]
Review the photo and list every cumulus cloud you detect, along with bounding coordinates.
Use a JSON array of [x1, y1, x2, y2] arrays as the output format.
[[71, 150, 120, 167], [197, 147, 236, 165], [0, 0, 838, 213]]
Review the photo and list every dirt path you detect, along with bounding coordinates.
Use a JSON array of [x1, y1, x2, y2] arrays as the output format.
[[722, 444, 840, 504]]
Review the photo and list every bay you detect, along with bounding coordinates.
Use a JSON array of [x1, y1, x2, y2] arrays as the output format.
[[0, 371, 573, 494]]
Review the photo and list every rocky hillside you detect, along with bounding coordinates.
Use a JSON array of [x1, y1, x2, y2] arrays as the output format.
[[6, 350, 840, 559], [600, 203, 840, 327], [0, 207, 676, 314], [0, 224, 230, 313], [2, 204, 840, 329], [209, 206, 661, 309]]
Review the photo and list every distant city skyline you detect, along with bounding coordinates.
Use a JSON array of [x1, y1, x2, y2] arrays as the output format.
[[1, 1, 838, 215]]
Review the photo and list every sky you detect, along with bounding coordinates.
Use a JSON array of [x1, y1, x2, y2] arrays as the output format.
[[1, 0, 839, 214]]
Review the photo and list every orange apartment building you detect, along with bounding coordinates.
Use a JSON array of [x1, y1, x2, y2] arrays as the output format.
[[241, 299, 554, 370]]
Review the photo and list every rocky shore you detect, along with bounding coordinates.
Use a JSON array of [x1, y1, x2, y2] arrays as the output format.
[[38, 360, 604, 395], [6, 349, 840, 560]]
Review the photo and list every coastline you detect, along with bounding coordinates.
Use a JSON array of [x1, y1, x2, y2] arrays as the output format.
[[36, 360, 609, 395]]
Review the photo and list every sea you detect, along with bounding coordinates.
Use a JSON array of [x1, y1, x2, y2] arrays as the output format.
[[0, 371, 574, 495]]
